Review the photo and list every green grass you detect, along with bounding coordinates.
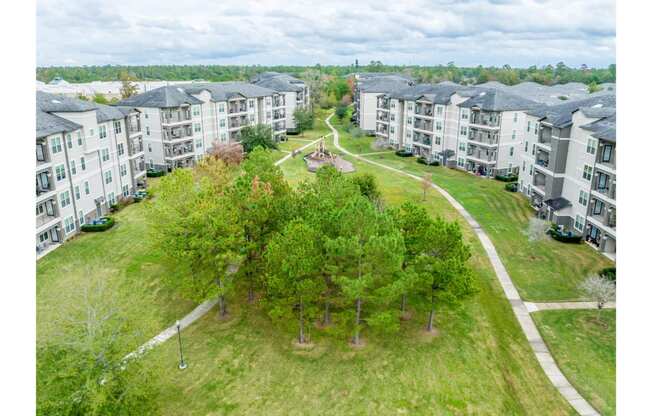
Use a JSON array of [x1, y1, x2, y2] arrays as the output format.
[[330, 113, 613, 301], [533, 310, 616, 415]]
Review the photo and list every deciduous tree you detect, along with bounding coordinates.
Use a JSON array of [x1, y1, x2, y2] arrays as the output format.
[[240, 124, 277, 153]]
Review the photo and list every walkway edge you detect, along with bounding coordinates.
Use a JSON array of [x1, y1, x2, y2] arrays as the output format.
[[325, 113, 599, 416]]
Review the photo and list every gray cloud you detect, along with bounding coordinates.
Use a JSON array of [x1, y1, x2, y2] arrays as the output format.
[[37, 0, 615, 67]]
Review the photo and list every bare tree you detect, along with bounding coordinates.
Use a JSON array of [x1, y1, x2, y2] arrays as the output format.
[[421, 173, 433, 201], [208, 142, 244, 165], [580, 275, 616, 323], [526, 217, 549, 242]]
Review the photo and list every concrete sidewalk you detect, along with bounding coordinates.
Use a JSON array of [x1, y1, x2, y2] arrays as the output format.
[[526, 301, 616, 313]]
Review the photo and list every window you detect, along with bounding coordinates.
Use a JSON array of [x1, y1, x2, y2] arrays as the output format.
[[99, 125, 107, 139], [101, 148, 110, 162], [435, 136, 441, 145], [460, 126, 467, 136], [55, 164, 66, 181], [108, 192, 116, 206], [79, 211, 85, 225], [522, 161, 526, 171], [144, 113, 148, 119], [406, 131, 412, 139], [593, 199, 604, 215], [105, 171, 113, 184], [574, 215, 585, 232], [220, 132, 226, 142], [529, 165, 533, 176], [219, 104, 225, 113], [64, 216, 75, 234], [527, 121, 531, 132], [77, 132, 83, 146], [146, 126, 150, 136], [248, 99, 254, 108], [148, 143, 152, 152], [70, 160, 76, 175], [120, 164, 127, 177], [148, 159, 154, 168], [513, 113, 518, 122], [459, 142, 466, 151], [194, 123, 201, 133], [435, 121, 442, 131], [436, 106, 443, 116], [51, 137, 62, 154], [390, 126, 395, 134], [582, 165, 593, 181], [534, 123, 538, 134], [407, 103, 412, 111], [122, 184, 129, 197], [192, 106, 200, 116], [219, 119, 226, 128], [249, 115, 255, 123], [113, 120, 122, 134], [117, 143, 124, 156], [66, 134, 73, 149], [602, 144, 613, 162], [512, 130, 516, 140], [579, 190, 588, 206], [90, 128, 94, 136], [196, 139, 203, 149], [74, 185, 80, 200], [458, 157, 464, 165], [84, 181, 90, 195], [407, 117, 412, 125], [525, 141, 529, 153], [509, 147, 514, 156], [586, 138, 597, 155], [60, 191, 71, 208], [461, 109, 469, 120]]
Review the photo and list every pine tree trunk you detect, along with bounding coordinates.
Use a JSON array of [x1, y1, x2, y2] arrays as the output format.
[[299, 297, 305, 344], [427, 290, 435, 332], [401, 294, 407, 313], [323, 301, 331, 326], [353, 298, 361, 345]]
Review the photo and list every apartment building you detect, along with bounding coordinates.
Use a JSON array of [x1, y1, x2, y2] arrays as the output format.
[[251, 72, 310, 132], [36, 92, 145, 256], [353, 73, 413, 132], [518, 94, 616, 258], [118, 83, 287, 171]]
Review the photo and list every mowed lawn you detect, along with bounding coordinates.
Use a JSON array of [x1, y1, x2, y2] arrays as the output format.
[[533, 310, 616, 416], [331, 113, 613, 301]]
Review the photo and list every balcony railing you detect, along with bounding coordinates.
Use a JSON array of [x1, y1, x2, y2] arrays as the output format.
[[36, 143, 49, 165], [127, 118, 141, 134], [273, 110, 285, 120], [273, 97, 285, 107], [466, 149, 496, 162], [539, 127, 552, 144], [228, 103, 247, 114], [414, 120, 433, 131], [535, 159, 549, 168], [129, 141, 144, 155], [161, 110, 191, 124], [164, 145, 194, 158], [229, 118, 250, 129], [415, 104, 433, 117], [468, 130, 498, 145], [470, 111, 501, 128], [131, 159, 146, 174], [163, 127, 193, 141], [377, 112, 389, 122]]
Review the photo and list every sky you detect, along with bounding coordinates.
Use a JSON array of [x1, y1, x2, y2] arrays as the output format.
[[36, 0, 615, 68]]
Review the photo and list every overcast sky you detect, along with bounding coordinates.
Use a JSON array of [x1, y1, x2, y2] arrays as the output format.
[[36, 0, 615, 68]]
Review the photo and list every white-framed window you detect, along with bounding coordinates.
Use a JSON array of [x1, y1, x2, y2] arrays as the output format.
[[55, 164, 66, 181], [144, 113, 148, 119], [66, 134, 73, 149], [407, 117, 412, 125], [266, 97, 272, 106], [248, 99, 254, 108], [60, 191, 71, 208], [219, 104, 225, 113], [79, 211, 85, 225], [527, 121, 531, 132], [435, 121, 442, 131], [525, 141, 529, 153], [114, 120, 122, 134], [105, 170, 113, 184], [390, 126, 395, 134], [510, 147, 514, 156], [435, 136, 441, 145], [196, 139, 203, 149], [117, 143, 125, 156], [64, 216, 75, 234], [574, 215, 585, 232], [522, 161, 526, 170], [586, 138, 597, 155], [534, 123, 539, 134], [436, 105, 443, 116], [148, 159, 154, 168], [406, 131, 412, 139], [101, 148, 110, 162], [84, 181, 90, 195], [120, 164, 127, 177], [146, 126, 150, 136], [77, 131, 83, 146], [582, 165, 593, 181], [461, 109, 469, 120], [108, 192, 116, 206], [459, 142, 466, 151], [70, 160, 76, 175], [249, 115, 255, 123], [529, 165, 533, 176], [99, 125, 107, 139], [51, 137, 62, 154], [578, 190, 589, 206], [122, 184, 129, 197], [390, 114, 395, 121], [80, 157, 86, 170], [148, 144, 152, 152], [220, 132, 227, 142], [219, 119, 226, 128], [194, 123, 201, 133], [513, 113, 518, 122], [458, 157, 464, 166], [74, 185, 80, 200], [90, 128, 94, 136], [192, 106, 200, 117], [460, 126, 467, 136], [512, 130, 516, 140], [407, 103, 412, 111]]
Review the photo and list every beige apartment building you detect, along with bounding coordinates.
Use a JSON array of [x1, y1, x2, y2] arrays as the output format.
[[251, 72, 310, 132]]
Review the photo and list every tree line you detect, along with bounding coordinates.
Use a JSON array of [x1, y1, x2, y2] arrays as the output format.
[[149, 148, 476, 346]]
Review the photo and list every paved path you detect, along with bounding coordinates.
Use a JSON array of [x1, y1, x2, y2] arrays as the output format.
[[526, 301, 616, 313], [325, 114, 599, 416], [358, 150, 395, 156], [124, 134, 327, 362]]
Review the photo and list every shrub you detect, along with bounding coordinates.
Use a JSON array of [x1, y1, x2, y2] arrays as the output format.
[[495, 174, 518, 182], [146, 169, 165, 178], [417, 156, 441, 166], [599, 267, 616, 283], [505, 182, 518, 192], [547, 225, 582, 243], [81, 217, 115, 232], [395, 149, 413, 157]]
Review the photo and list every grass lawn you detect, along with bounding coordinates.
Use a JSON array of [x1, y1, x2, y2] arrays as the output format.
[[331, 112, 613, 301], [533, 310, 616, 415]]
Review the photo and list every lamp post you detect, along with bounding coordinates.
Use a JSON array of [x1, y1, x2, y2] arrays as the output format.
[[176, 320, 187, 370]]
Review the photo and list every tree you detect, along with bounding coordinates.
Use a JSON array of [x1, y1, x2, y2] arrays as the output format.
[[119, 71, 139, 99], [349, 173, 381, 204], [587, 81, 603, 94], [265, 220, 325, 344], [92, 93, 109, 104], [421, 172, 433, 201], [148, 160, 242, 317], [580, 275, 616, 323], [240, 124, 276, 153], [209, 142, 244, 165], [335, 104, 348, 120], [294, 107, 314, 136], [526, 217, 549, 242], [340, 94, 352, 106]]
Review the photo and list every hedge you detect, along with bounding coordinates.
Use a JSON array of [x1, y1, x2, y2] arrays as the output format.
[[495, 174, 518, 182], [504, 182, 518, 192], [146, 169, 166, 178], [417, 156, 440, 166], [599, 267, 616, 283], [395, 150, 413, 157], [81, 217, 115, 232], [547, 225, 583, 243]]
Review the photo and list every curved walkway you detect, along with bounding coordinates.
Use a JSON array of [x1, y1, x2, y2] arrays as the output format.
[[325, 114, 599, 416], [124, 134, 326, 362]]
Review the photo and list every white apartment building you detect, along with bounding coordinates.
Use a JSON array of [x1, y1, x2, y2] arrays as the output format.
[[36, 92, 146, 256], [251, 72, 310, 132], [353, 74, 413, 132], [518, 95, 616, 258], [118, 83, 287, 171]]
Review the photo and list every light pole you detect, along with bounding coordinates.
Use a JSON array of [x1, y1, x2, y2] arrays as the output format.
[[176, 320, 187, 370]]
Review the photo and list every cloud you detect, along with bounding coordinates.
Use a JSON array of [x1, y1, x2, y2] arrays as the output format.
[[36, 0, 615, 67]]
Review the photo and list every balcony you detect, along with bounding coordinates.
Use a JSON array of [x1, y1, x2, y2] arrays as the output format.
[[36, 142, 51, 167], [413, 119, 433, 131], [467, 129, 498, 146], [592, 171, 616, 201], [36, 170, 54, 198], [161, 108, 192, 125], [466, 146, 496, 163], [127, 115, 142, 135], [130, 158, 146, 178], [413, 132, 432, 146], [272, 97, 285, 107], [163, 126, 193, 142], [377, 98, 390, 110], [538, 125, 552, 144], [128, 138, 144, 157], [228, 100, 247, 114], [377, 112, 389, 123], [469, 111, 501, 129], [164, 143, 194, 159], [588, 199, 616, 232], [414, 103, 433, 117], [533, 172, 547, 194], [273, 110, 285, 120], [595, 141, 616, 172], [229, 131, 242, 142], [376, 123, 388, 136], [229, 116, 250, 130]]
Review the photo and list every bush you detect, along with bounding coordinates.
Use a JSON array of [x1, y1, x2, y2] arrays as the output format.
[[81, 217, 115, 232], [547, 225, 582, 243], [395, 149, 413, 157], [505, 182, 518, 192], [495, 174, 518, 182], [417, 156, 440, 166], [599, 267, 616, 283], [146, 169, 165, 178]]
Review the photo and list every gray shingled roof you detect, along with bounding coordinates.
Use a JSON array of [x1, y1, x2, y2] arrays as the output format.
[[476, 81, 616, 105], [359, 77, 413, 94], [116, 85, 202, 108], [36, 108, 82, 139], [180, 82, 279, 102], [95, 103, 126, 123], [36, 91, 97, 112], [581, 112, 616, 142], [387, 83, 478, 104], [459, 88, 541, 111], [528, 94, 616, 127], [253, 76, 303, 93]]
